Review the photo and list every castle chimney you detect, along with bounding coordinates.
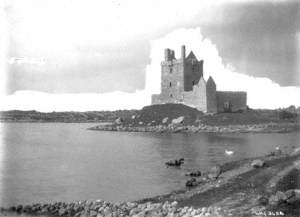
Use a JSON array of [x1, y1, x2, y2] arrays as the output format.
[[181, 45, 186, 59], [170, 50, 175, 59], [165, 48, 171, 61]]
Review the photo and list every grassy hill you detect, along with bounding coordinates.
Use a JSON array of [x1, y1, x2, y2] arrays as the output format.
[[120, 104, 299, 126]]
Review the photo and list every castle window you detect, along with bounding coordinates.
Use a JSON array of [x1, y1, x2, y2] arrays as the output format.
[[169, 82, 172, 87], [223, 101, 232, 112], [169, 68, 173, 73], [192, 64, 196, 72], [170, 94, 173, 98]]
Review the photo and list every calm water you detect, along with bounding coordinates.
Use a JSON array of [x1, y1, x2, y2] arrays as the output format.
[[0, 123, 299, 207]]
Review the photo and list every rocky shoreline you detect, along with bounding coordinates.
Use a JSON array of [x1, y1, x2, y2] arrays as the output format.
[[88, 122, 300, 134], [2, 146, 300, 217], [0, 200, 230, 217]]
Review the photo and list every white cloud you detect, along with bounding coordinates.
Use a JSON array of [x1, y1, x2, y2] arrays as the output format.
[[7, 0, 279, 56], [8, 57, 45, 65], [0, 1, 8, 95], [1, 27, 299, 111]]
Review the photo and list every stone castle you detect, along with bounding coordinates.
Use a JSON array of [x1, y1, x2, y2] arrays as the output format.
[[151, 45, 247, 113]]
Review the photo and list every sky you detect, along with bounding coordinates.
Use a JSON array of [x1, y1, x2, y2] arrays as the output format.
[[0, 0, 300, 111]]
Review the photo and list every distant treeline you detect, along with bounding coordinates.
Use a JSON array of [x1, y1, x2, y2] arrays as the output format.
[[0, 110, 139, 122]]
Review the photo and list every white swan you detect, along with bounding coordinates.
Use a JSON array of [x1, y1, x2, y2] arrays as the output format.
[[225, 150, 234, 156]]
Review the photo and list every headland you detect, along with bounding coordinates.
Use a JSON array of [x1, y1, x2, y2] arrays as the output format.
[[88, 104, 300, 134]]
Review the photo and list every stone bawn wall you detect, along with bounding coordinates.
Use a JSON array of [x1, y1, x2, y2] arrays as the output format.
[[216, 91, 247, 112]]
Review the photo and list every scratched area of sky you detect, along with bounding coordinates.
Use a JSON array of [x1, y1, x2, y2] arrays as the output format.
[[1, 0, 300, 111]]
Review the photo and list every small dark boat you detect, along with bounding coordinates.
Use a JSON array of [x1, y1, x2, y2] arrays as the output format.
[[165, 158, 184, 167]]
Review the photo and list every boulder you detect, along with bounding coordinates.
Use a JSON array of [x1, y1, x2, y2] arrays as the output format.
[[257, 196, 269, 205], [115, 117, 123, 124], [74, 212, 82, 217], [126, 202, 137, 209], [285, 189, 300, 204], [276, 191, 287, 201], [89, 210, 98, 217], [292, 147, 300, 155], [186, 178, 198, 187], [16, 205, 23, 213], [171, 116, 184, 125], [129, 207, 141, 215], [251, 159, 265, 168], [208, 165, 222, 180], [162, 117, 169, 124], [251, 206, 266, 215], [269, 148, 282, 156], [294, 161, 300, 170], [269, 195, 281, 206], [171, 201, 178, 207], [58, 208, 67, 216], [23, 205, 32, 213], [9, 206, 16, 212], [275, 148, 282, 156], [269, 191, 286, 206]]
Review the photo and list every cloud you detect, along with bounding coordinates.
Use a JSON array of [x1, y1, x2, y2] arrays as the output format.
[[1, 27, 299, 111], [8, 57, 45, 65], [7, 0, 282, 57], [6, 0, 299, 95]]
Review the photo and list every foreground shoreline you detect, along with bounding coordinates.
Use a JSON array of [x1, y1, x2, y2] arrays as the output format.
[[2, 146, 300, 217], [88, 122, 300, 134]]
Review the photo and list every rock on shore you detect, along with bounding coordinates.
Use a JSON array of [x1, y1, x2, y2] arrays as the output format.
[[1, 200, 230, 217]]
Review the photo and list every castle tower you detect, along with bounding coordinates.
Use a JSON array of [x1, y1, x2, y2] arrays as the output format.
[[184, 51, 203, 91], [152, 45, 204, 105], [160, 47, 185, 103], [206, 76, 217, 113], [151, 45, 247, 113]]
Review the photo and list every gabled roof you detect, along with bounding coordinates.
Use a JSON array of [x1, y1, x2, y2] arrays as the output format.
[[186, 51, 198, 60], [206, 76, 216, 87], [198, 76, 206, 85], [207, 76, 215, 84]]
